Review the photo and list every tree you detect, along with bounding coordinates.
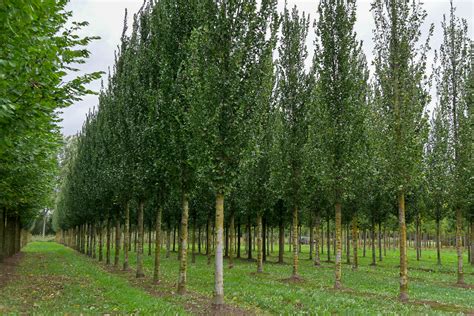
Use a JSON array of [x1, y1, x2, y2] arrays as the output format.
[[313, 0, 366, 288], [372, 0, 432, 301], [434, 0, 471, 284]]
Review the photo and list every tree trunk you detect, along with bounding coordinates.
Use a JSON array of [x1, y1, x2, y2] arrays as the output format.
[[262, 217, 267, 262], [229, 212, 234, 269], [42, 211, 47, 237], [371, 218, 376, 266], [237, 219, 241, 259], [398, 191, 409, 302], [0, 209, 5, 262], [327, 217, 331, 262], [207, 215, 212, 265], [363, 229, 366, 257], [346, 224, 351, 264], [378, 221, 382, 262], [148, 223, 152, 256], [309, 214, 314, 260], [106, 217, 111, 265], [153, 206, 162, 283], [470, 219, 474, 266], [292, 207, 299, 277], [334, 203, 342, 289], [455, 207, 464, 284], [98, 224, 103, 262], [247, 217, 252, 260], [166, 226, 171, 258], [136, 200, 145, 278], [192, 214, 197, 264], [415, 215, 420, 261], [352, 216, 358, 270], [278, 216, 284, 264], [123, 202, 129, 270], [213, 192, 225, 306], [314, 213, 321, 266], [256, 214, 263, 273], [436, 217, 441, 265], [114, 218, 121, 267], [178, 193, 189, 294]]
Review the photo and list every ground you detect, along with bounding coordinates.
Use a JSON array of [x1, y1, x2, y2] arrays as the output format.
[[0, 241, 473, 315]]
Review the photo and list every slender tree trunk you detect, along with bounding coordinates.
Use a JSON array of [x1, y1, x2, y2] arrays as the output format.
[[213, 192, 225, 306], [378, 221, 382, 262], [192, 214, 197, 264], [0, 209, 5, 263], [262, 217, 267, 262], [247, 217, 252, 260], [278, 216, 284, 264], [166, 226, 171, 258], [327, 217, 331, 262], [123, 202, 129, 270], [352, 216, 358, 270], [415, 215, 420, 261], [256, 214, 263, 273], [148, 223, 152, 256], [346, 224, 351, 264], [455, 207, 464, 284], [229, 212, 234, 269], [237, 219, 241, 259], [136, 200, 145, 278], [309, 214, 314, 260], [314, 213, 321, 266], [106, 217, 111, 265], [470, 219, 474, 266], [178, 193, 189, 294], [363, 229, 366, 257], [436, 217, 441, 265], [207, 215, 212, 265], [292, 207, 299, 277], [371, 219, 376, 266], [154, 206, 162, 283], [398, 191, 409, 302], [198, 226, 201, 254], [334, 203, 342, 289], [114, 218, 121, 267], [98, 224, 103, 262]]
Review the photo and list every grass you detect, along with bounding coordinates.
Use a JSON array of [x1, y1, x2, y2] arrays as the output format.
[[0, 242, 186, 315], [0, 241, 472, 315], [120, 242, 474, 314]]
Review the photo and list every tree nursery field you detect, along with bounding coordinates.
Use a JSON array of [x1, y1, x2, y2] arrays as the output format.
[[0, 0, 472, 314]]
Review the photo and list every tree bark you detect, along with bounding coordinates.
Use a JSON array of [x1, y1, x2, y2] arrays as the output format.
[[371, 218, 376, 266], [352, 216, 358, 270], [327, 217, 331, 262], [292, 207, 299, 277], [177, 193, 189, 294], [136, 200, 145, 278], [237, 219, 241, 258], [192, 214, 197, 264], [378, 221, 382, 262], [455, 207, 464, 284], [213, 192, 225, 306], [470, 219, 474, 265], [334, 203, 342, 289], [436, 217, 441, 265], [207, 215, 212, 265], [398, 191, 409, 302], [256, 214, 263, 273], [247, 217, 252, 260], [346, 224, 351, 264], [0, 209, 5, 262], [106, 217, 111, 265], [98, 223, 103, 262], [314, 213, 321, 266], [153, 206, 162, 283], [114, 218, 121, 267], [309, 214, 314, 260], [228, 211, 234, 269], [278, 216, 284, 264], [166, 226, 171, 258], [123, 202, 129, 270]]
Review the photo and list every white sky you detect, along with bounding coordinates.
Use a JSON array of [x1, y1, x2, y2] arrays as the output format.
[[59, 0, 474, 136]]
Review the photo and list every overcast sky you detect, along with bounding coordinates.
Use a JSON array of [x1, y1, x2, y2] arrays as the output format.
[[59, 0, 473, 136]]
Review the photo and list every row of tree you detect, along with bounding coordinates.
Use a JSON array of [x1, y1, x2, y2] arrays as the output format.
[[0, 0, 100, 262], [54, 0, 472, 305]]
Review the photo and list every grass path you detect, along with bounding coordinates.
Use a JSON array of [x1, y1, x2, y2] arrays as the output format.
[[0, 242, 186, 314]]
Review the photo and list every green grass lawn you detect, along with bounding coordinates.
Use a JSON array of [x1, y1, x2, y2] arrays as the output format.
[[119, 242, 473, 314], [0, 241, 472, 315], [0, 242, 186, 315]]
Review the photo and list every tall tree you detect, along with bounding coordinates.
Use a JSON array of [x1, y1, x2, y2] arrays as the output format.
[[372, 0, 432, 301]]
